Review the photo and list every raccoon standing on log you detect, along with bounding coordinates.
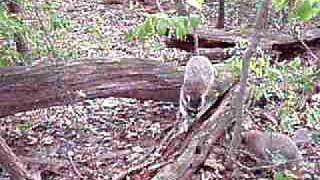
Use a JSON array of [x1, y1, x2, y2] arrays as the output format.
[[179, 56, 216, 131]]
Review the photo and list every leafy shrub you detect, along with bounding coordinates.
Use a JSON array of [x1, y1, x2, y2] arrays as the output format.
[[0, 0, 73, 66]]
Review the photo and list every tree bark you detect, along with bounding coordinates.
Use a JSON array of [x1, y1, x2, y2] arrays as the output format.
[[216, 0, 225, 29], [165, 27, 320, 60], [0, 136, 35, 180], [229, 0, 271, 166], [237, 0, 243, 26], [0, 58, 236, 118], [153, 84, 249, 179], [176, 0, 188, 16], [7, 1, 32, 63]]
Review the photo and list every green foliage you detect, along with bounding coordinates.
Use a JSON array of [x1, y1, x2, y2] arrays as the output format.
[[256, 58, 318, 131], [186, 0, 205, 9], [294, 0, 320, 21], [226, 55, 319, 132], [16, 122, 33, 132], [275, 172, 295, 180], [312, 131, 320, 145], [50, 13, 70, 30], [304, 94, 320, 126], [272, 0, 290, 9], [0, 4, 30, 65], [127, 13, 202, 42], [225, 39, 252, 77], [272, 0, 320, 21], [0, 0, 73, 66]]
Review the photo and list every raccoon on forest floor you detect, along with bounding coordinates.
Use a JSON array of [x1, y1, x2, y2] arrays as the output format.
[[178, 56, 217, 132], [242, 130, 303, 162]]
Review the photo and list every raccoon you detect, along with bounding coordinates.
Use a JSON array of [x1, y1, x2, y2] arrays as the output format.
[[179, 56, 216, 119], [242, 130, 303, 161]]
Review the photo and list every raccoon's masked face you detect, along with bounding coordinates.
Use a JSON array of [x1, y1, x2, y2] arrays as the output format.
[[185, 94, 201, 112], [183, 93, 207, 118], [182, 81, 207, 114]]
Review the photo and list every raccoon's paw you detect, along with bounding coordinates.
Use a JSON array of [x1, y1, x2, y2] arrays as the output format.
[[177, 119, 189, 134]]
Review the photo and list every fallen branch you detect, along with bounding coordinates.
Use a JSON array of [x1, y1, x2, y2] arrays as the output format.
[[153, 84, 250, 179], [0, 58, 235, 118], [0, 136, 36, 180]]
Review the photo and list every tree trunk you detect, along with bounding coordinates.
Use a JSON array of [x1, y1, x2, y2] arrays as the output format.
[[7, 1, 32, 64], [237, 0, 243, 26], [216, 0, 225, 29], [229, 0, 271, 170], [176, 0, 188, 15], [0, 136, 35, 180], [0, 58, 236, 118]]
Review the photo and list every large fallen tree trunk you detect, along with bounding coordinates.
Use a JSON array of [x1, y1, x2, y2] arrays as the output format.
[[165, 27, 320, 60], [0, 58, 236, 118]]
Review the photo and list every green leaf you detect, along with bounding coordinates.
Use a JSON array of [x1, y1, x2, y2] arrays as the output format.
[[189, 14, 201, 27], [272, 0, 288, 10], [175, 21, 187, 40], [127, 28, 135, 40], [0, 58, 8, 67], [186, 0, 204, 9], [156, 19, 169, 36], [275, 171, 295, 180], [294, 0, 315, 20], [145, 16, 156, 35]]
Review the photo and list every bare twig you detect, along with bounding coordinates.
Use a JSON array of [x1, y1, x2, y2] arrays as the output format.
[[156, 0, 163, 12], [114, 158, 172, 180], [67, 152, 83, 179], [229, 0, 271, 165], [297, 36, 320, 65], [290, 24, 319, 66], [194, 29, 199, 56], [237, 158, 303, 172]]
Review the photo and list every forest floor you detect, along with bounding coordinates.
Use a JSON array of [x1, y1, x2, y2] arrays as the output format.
[[1, 0, 319, 179]]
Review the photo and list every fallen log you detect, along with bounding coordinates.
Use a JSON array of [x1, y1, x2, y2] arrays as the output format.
[[153, 84, 250, 179], [165, 27, 320, 60], [0, 58, 236, 118]]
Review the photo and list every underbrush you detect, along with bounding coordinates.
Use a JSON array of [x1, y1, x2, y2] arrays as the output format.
[[227, 53, 320, 133]]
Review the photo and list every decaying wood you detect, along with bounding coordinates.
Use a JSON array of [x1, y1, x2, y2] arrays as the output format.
[[0, 136, 36, 180], [0, 58, 236, 118], [165, 30, 235, 53], [198, 48, 231, 62], [104, 0, 123, 4], [165, 27, 320, 60], [153, 84, 249, 179]]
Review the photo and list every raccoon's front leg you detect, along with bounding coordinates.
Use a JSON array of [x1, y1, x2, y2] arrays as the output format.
[[178, 104, 188, 119], [177, 90, 190, 133], [200, 94, 207, 111], [177, 113, 191, 134]]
